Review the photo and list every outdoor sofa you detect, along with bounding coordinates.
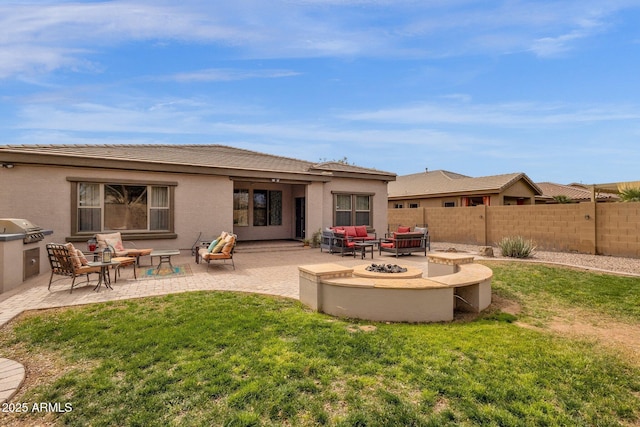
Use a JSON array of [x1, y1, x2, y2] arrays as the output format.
[[379, 226, 430, 257], [320, 225, 377, 257]]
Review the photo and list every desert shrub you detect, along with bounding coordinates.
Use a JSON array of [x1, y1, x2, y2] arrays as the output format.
[[619, 186, 640, 202], [552, 195, 573, 204], [497, 236, 536, 258]]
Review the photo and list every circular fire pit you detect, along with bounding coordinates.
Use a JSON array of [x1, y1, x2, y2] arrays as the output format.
[[352, 264, 423, 280]]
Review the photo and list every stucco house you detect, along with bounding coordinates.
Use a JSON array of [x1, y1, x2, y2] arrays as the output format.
[[388, 170, 542, 209], [535, 182, 620, 204], [0, 144, 395, 251]]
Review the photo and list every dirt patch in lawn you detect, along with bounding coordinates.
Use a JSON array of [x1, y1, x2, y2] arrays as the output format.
[[476, 295, 640, 366], [547, 310, 640, 365], [503, 301, 640, 365]]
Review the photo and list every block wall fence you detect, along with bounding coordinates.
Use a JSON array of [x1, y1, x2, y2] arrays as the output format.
[[387, 203, 640, 258]]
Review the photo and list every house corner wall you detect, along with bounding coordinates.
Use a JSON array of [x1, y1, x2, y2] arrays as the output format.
[[307, 182, 324, 238]]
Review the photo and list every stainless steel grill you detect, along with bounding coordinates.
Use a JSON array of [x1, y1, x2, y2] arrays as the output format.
[[0, 218, 45, 244]]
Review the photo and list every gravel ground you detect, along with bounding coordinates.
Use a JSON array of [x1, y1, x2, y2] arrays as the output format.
[[431, 242, 640, 277]]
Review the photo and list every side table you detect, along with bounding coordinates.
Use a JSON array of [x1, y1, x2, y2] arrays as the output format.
[[88, 260, 120, 291]]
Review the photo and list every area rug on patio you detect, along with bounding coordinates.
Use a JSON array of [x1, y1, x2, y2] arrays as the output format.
[[136, 264, 193, 280]]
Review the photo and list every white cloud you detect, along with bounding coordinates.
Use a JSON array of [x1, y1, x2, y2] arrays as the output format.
[[168, 68, 301, 83], [340, 101, 640, 127], [1, 0, 638, 79]]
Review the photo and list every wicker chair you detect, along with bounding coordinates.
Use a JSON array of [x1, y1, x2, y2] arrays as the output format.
[[46, 243, 102, 293]]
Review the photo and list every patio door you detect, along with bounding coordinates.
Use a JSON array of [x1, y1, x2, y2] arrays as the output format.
[[295, 197, 305, 239]]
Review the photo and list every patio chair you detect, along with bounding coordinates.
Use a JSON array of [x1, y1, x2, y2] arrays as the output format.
[[46, 243, 102, 293], [95, 232, 153, 266], [111, 256, 137, 282], [196, 232, 237, 271]]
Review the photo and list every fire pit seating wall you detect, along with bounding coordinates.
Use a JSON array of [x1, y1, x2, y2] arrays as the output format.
[[299, 252, 492, 323], [320, 226, 377, 256]]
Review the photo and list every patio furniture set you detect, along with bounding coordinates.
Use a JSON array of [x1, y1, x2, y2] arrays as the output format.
[[45, 224, 422, 294], [320, 225, 431, 259], [45, 231, 208, 293]]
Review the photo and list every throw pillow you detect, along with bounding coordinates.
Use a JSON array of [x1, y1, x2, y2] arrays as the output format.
[[222, 236, 236, 255], [75, 249, 89, 266], [355, 226, 368, 237], [343, 226, 357, 237], [64, 243, 82, 269], [207, 239, 219, 252], [397, 226, 411, 233], [96, 232, 125, 251], [103, 237, 125, 252], [212, 239, 226, 253], [414, 227, 427, 235]]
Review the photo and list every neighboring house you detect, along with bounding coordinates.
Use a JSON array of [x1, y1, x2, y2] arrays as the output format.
[[535, 182, 620, 204], [0, 144, 395, 249], [388, 170, 542, 209]]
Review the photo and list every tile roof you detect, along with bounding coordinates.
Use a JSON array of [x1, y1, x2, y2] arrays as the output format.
[[388, 169, 541, 198], [0, 144, 395, 178], [536, 182, 619, 201]]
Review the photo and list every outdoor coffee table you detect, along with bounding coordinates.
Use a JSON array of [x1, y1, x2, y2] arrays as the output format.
[[354, 241, 377, 259], [150, 250, 181, 273]]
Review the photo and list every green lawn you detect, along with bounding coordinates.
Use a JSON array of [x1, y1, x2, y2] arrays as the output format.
[[1, 263, 640, 426]]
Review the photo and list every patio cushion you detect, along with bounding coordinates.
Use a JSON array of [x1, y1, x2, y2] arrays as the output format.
[[355, 226, 368, 237], [343, 226, 357, 237], [96, 232, 126, 251], [397, 226, 411, 233]]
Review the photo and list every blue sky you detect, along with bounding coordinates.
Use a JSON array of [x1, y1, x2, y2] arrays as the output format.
[[2, 1, 640, 184]]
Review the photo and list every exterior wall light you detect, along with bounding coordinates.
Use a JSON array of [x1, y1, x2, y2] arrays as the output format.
[[1, 163, 14, 169]]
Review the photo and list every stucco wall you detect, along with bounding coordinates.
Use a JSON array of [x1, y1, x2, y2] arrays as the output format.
[[0, 164, 233, 251], [321, 178, 389, 235]]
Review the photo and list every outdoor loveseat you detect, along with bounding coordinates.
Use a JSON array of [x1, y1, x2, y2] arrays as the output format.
[[320, 226, 377, 257], [195, 231, 237, 270], [379, 226, 430, 257]]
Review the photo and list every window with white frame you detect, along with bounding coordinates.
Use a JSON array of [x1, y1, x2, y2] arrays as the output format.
[[76, 182, 172, 233], [334, 193, 372, 226]]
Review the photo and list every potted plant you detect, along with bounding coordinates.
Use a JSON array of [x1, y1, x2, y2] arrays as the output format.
[[311, 229, 322, 248]]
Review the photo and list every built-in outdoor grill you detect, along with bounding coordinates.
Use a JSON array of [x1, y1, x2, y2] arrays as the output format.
[[0, 218, 45, 244], [0, 218, 52, 294]]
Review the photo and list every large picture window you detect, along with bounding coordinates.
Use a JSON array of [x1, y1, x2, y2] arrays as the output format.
[[75, 181, 172, 234], [334, 193, 372, 227]]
